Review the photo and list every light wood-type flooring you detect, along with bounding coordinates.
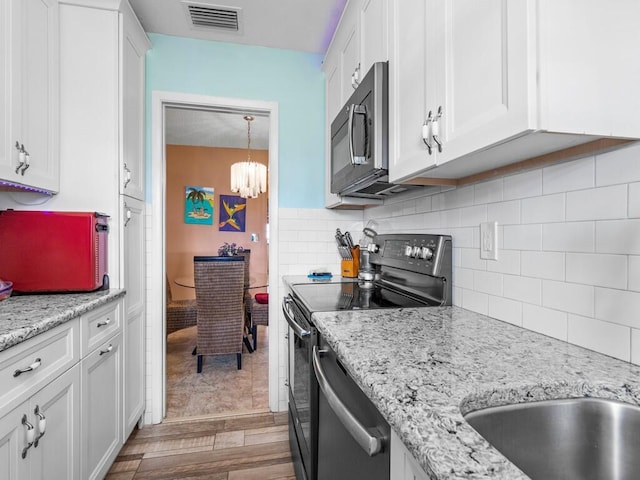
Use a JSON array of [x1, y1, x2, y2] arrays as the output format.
[[105, 324, 293, 478], [105, 411, 294, 479]]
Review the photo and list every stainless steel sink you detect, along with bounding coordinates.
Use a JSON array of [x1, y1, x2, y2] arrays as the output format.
[[464, 397, 640, 480]]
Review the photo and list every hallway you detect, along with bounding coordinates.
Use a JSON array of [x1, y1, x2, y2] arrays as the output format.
[[165, 325, 269, 419]]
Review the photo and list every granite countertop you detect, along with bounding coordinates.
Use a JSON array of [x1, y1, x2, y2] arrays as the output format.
[[0, 289, 126, 353], [311, 306, 640, 479]]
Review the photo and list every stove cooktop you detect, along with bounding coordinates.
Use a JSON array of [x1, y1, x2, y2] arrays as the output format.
[[290, 281, 439, 314]]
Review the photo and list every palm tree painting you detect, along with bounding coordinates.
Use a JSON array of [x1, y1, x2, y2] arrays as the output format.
[[219, 194, 247, 232], [185, 186, 214, 225]]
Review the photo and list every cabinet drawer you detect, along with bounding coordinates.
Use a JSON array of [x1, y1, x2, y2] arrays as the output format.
[[80, 301, 122, 359], [0, 319, 79, 418]]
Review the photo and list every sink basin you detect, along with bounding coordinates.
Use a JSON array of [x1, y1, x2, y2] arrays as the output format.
[[464, 397, 640, 480]]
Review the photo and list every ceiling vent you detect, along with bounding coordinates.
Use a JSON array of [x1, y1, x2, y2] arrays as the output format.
[[182, 2, 243, 33]]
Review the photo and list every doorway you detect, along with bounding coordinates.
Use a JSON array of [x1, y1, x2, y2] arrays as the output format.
[[149, 92, 280, 424], [165, 107, 269, 419]]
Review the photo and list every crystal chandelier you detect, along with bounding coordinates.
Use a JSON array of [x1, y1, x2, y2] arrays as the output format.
[[230, 115, 267, 198]]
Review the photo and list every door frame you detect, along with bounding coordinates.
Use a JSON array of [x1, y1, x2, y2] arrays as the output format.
[[149, 90, 279, 423]]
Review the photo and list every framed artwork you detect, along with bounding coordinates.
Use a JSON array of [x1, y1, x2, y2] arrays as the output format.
[[219, 194, 246, 232], [184, 186, 214, 225]]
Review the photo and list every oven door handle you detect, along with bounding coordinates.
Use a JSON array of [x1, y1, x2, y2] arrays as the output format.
[[283, 297, 311, 338], [312, 346, 384, 457]]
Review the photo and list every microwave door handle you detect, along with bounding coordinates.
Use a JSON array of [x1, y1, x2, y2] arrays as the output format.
[[348, 105, 368, 166], [282, 297, 311, 338], [312, 346, 384, 457]]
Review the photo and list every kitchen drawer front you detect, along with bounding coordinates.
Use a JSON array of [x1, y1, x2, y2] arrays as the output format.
[[0, 318, 80, 418], [80, 300, 122, 358]]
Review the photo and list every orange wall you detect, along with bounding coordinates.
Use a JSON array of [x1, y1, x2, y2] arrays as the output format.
[[166, 144, 268, 300]]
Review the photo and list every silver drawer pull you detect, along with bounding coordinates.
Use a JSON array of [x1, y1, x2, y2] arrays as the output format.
[[99, 344, 113, 356], [96, 319, 111, 328], [34, 405, 46, 447], [14, 358, 42, 377], [22, 415, 35, 458]]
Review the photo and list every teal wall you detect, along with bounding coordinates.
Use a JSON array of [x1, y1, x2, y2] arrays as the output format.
[[145, 33, 326, 208]]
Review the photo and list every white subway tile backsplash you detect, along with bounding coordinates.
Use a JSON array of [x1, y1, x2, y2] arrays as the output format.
[[460, 205, 487, 227], [367, 143, 640, 363], [503, 224, 543, 251], [595, 287, 640, 329], [488, 296, 523, 326], [503, 275, 542, 305], [543, 222, 594, 253], [542, 280, 594, 317], [474, 270, 503, 296], [454, 267, 474, 290], [596, 142, 640, 186], [521, 194, 565, 224], [522, 304, 568, 341], [459, 247, 487, 271], [629, 256, 640, 292], [566, 185, 627, 221], [487, 200, 521, 225], [543, 157, 594, 194], [566, 253, 627, 289], [521, 251, 565, 280], [629, 183, 640, 218], [503, 169, 543, 200], [596, 219, 640, 255], [461, 289, 489, 315], [568, 314, 630, 361], [474, 178, 503, 205], [486, 249, 520, 275], [632, 329, 640, 365]]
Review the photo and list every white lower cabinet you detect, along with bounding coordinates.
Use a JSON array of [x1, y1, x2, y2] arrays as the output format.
[[0, 320, 80, 480], [390, 429, 429, 480], [81, 316, 123, 480]]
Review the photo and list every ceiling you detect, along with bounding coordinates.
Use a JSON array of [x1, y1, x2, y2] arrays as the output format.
[[130, 0, 345, 148]]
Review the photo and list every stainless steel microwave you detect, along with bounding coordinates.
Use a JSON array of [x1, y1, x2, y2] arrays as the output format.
[[331, 62, 412, 199]]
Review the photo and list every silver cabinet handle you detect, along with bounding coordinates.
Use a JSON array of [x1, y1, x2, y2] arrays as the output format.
[[422, 111, 433, 155], [99, 344, 113, 356], [14, 141, 30, 175], [124, 205, 132, 227], [312, 346, 384, 457], [33, 405, 46, 447], [123, 163, 132, 188], [97, 319, 111, 328], [432, 105, 443, 153], [282, 297, 310, 338], [14, 358, 42, 377], [22, 415, 35, 459]]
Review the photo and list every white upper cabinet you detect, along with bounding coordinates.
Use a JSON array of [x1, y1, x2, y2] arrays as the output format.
[[323, 0, 389, 208], [0, 0, 59, 193], [388, 0, 640, 184], [120, 2, 148, 200]]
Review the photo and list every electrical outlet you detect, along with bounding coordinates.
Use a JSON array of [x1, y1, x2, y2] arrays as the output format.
[[480, 221, 498, 260]]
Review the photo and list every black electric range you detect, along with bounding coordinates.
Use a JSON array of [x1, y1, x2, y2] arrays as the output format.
[[285, 233, 452, 480]]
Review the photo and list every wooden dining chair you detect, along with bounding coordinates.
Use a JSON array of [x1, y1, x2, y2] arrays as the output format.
[[193, 256, 245, 373]]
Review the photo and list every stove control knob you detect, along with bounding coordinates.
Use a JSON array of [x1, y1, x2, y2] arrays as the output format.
[[412, 246, 422, 258], [419, 247, 434, 260], [367, 243, 380, 253]]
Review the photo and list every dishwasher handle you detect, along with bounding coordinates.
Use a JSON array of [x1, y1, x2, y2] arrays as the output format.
[[283, 297, 311, 338], [312, 345, 384, 457]]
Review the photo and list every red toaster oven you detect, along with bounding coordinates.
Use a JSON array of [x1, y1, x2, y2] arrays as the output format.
[[0, 210, 109, 293]]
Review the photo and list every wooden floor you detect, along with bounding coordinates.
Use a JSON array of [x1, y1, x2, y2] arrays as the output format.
[[105, 411, 295, 480]]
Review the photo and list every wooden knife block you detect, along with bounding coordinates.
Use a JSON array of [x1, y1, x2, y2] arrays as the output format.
[[341, 246, 360, 278]]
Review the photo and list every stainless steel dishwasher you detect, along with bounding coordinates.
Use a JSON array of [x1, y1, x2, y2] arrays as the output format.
[[313, 337, 390, 480]]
